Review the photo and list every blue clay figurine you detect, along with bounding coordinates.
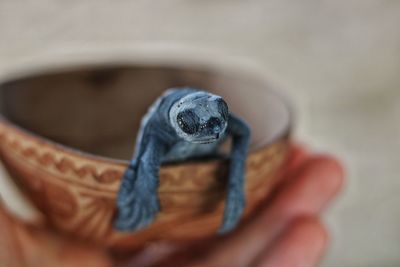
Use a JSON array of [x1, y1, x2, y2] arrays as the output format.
[[115, 88, 251, 234]]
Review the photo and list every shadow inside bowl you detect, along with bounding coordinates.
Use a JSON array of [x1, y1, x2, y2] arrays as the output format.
[[0, 65, 290, 161]]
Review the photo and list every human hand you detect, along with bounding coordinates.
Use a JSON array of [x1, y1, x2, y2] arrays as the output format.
[[125, 145, 344, 267], [0, 203, 113, 267], [0, 145, 344, 267]]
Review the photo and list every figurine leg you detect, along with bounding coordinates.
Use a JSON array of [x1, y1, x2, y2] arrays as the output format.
[[114, 138, 164, 231], [219, 158, 247, 234], [219, 115, 251, 233]]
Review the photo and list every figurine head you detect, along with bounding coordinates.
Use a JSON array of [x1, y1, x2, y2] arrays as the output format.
[[170, 90, 229, 144]]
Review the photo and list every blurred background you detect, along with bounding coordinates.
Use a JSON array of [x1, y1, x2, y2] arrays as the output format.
[[0, 1, 399, 266]]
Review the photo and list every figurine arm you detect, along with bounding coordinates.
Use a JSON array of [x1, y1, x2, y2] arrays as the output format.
[[219, 114, 251, 233], [115, 135, 167, 231]]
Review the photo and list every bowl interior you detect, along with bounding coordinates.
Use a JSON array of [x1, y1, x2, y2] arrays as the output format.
[[0, 65, 290, 160]]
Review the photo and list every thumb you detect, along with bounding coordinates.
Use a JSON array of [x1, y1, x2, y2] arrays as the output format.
[[0, 204, 113, 267], [0, 204, 24, 267]]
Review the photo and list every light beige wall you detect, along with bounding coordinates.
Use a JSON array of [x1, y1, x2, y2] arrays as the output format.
[[1, 1, 399, 266]]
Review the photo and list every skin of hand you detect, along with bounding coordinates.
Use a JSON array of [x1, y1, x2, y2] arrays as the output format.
[[0, 144, 344, 267]]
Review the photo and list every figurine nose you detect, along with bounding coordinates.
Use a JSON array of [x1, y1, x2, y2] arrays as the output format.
[[213, 125, 221, 134], [208, 117, 222, 136]]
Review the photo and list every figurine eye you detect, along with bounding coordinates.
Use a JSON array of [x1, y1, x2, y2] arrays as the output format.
[[177, 110, 200, 135], [217, 98, 229, 120]]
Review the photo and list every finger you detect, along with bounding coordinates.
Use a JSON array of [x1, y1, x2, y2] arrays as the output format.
[[194, 155, 343, 267], [271, 143, 309, 198], [283, 144, 308, 178], [254, 217, 328, 267], [275, 143, 308, 181], [0, 204, 24, 267], [121, 242, 182, 267], [270, 155, 344, 218], [287, 143, 308, 170]]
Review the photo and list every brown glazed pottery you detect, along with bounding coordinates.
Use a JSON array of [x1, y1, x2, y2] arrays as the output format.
[[0, 60, 292, 252]]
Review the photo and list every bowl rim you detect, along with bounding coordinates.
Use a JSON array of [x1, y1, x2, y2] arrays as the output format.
[[0, 50, 293, 166]]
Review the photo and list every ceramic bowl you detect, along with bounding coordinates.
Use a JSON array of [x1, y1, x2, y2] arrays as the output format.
[[0, 60, 292, 251]]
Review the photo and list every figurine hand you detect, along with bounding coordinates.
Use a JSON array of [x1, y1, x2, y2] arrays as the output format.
[[124, 145, 344, 267]]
